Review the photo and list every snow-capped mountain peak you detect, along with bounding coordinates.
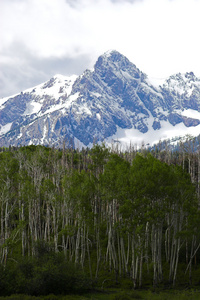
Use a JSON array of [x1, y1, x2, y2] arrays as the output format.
[[1, 51, 200, 148], [163, 72, 200, 97], [24, 74, 78, 100]]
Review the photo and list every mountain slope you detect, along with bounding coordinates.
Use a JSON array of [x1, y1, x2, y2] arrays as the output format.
[[1, 50, 200, 148]]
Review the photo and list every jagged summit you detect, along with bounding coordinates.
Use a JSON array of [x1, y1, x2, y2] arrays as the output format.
[[95, 50, 140, 76], [1, 50, 200, 148], [102, 49, 117, 56], [100, 49, 126, 60]]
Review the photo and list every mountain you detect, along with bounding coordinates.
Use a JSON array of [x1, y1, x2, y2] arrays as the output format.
[[1, 50, 200, 148]]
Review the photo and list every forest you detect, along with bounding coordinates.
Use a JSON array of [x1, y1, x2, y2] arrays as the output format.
[[0, 141, 200, 296]]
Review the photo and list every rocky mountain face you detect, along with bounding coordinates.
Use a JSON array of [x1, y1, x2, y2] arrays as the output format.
[[1, 50, 200, 148]]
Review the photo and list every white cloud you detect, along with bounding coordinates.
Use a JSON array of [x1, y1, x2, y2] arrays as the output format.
[[1, 0, 200, 97]]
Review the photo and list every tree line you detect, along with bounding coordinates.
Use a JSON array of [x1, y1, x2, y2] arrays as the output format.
[[0, 143, 200, 295]]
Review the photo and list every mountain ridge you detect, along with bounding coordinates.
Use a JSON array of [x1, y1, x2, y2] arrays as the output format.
[[1, 50, 200, 148]]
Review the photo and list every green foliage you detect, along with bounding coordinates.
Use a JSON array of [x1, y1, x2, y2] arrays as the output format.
[[0, 144, 199, 296], [0, 253, 91, 296], [88, 144, 109, 173], [113, 290, 143, 300], [101, 153, 130, 203]]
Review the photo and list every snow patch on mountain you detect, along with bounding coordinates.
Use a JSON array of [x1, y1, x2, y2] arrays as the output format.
[[181, 109, 200, 120], [108, 120, 200, 148], [23, 102, 42, 116], [0, 123, 12, 136]]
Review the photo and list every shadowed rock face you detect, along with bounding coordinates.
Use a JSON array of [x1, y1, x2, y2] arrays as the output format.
[[1, 50, 200, 148]]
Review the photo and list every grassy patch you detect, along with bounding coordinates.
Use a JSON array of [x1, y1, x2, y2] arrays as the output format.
[[1, 289, 200, 300]]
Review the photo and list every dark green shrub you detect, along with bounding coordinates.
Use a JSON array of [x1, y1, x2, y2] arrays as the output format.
[[113, 290, 143, 300], [0, 253, 91, 296]]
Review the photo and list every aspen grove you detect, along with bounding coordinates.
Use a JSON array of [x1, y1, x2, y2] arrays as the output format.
[[0, 143, 199, 295]]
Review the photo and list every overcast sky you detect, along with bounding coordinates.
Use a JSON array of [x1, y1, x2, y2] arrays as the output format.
[[1, 0, 200, 98]]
